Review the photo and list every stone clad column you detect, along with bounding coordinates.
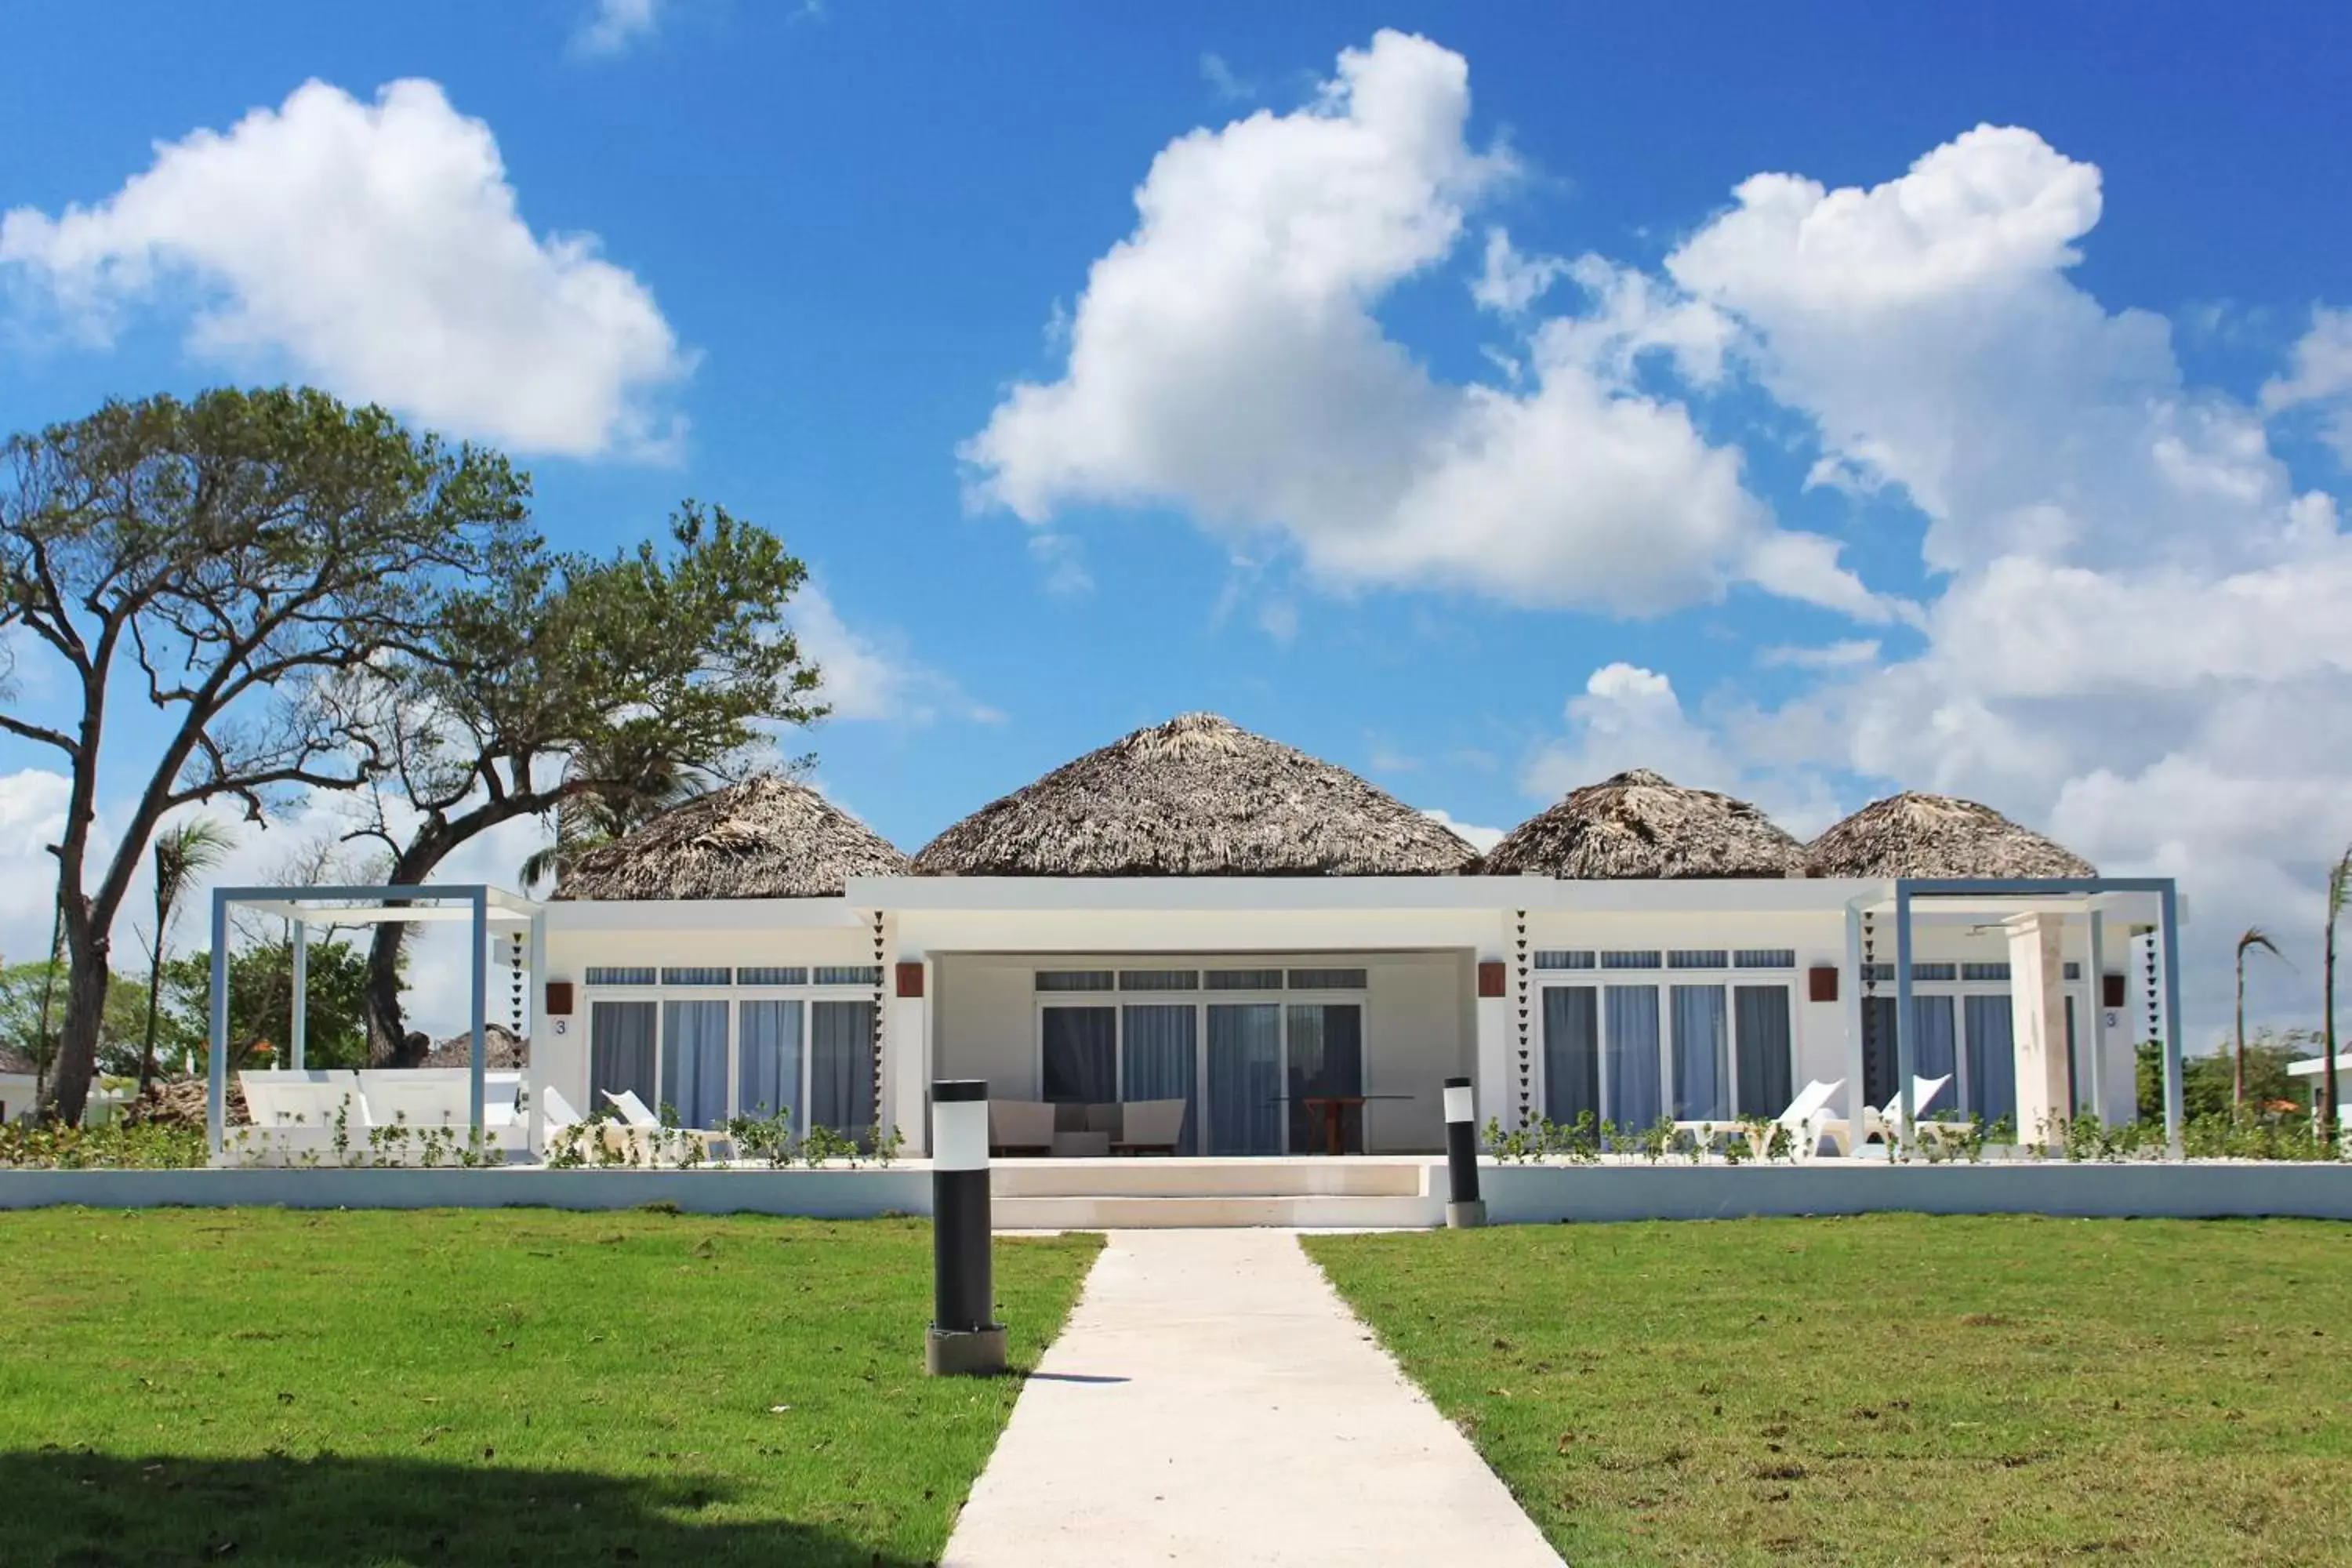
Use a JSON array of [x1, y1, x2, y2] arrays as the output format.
[[2006, 913, 2071, 1145]]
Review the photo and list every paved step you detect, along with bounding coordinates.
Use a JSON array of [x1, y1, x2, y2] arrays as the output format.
[[990, 1156, 1433, 1200], [992, 1192, 1441, 1229]]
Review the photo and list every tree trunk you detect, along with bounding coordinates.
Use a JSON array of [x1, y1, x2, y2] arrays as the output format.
[[43, 911, 111, 1127], [2233, 960, 2246, 1116], [2325, 920, 2339, 1152], [365, 918, 425, 1068], [138, 955, 166, 1098]]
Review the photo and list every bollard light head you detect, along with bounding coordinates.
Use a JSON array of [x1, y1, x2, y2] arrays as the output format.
[[1443, 1081, 1476, 1123]]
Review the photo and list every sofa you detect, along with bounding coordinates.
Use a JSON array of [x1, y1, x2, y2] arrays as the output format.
[[987, 1097, 1187, 1156]]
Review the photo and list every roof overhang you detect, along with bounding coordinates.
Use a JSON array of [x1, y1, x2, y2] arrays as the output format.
[[858, 874, 1933, 915]]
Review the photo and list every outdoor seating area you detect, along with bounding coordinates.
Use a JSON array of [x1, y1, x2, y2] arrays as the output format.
[[987, 1098, 1188, 1157]]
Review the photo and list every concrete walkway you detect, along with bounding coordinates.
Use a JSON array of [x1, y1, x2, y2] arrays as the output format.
[[943, 1229, 1561, 1567]]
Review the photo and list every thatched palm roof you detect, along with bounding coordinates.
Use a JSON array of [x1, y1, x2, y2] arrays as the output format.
[[422, 1024, 528, 1070], [555, 775, 909, 900], [1481, 768, 1804, 879], [1806, 791, 2094, 879], [910, 712, 1479, 877]]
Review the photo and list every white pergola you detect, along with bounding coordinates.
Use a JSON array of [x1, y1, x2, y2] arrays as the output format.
[[1841, 877, 2184, 1156], [205, 884, 546, 1156]]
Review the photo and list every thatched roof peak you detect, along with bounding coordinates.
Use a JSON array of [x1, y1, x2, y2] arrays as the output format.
[[555, 774, 909, 901], [910, 713, 1479, 877], [1482, 768, 1805, 880], [1805, 790, 2094, 879]]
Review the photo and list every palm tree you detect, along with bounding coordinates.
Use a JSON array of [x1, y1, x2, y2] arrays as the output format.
[[138, 819, 237, 1096], [517, 749, 704, 892], [2233, 927, 2284, 1115], [2326, 845, 2351, 1151]]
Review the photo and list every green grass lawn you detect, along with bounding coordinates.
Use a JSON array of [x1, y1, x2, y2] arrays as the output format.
[[0, 1207, 1101, 1567], [1306, 1216, 2352, 1567]]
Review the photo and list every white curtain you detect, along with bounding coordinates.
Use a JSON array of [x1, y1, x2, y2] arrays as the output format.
[[1207, 1004, 1282, 1155], [590, 1001, 656, 1110], [737, 1000, 802, 1123], [660, 1000, 729, 1129], [1542, 987, 1599, 1126], [1964, 995, 2016, 1124], [1122, 1004, 1198, 1153], [1671, 985, 1729, 1122], [1604, 985, 1662, 1131]]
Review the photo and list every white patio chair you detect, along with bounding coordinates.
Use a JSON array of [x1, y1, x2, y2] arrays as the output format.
[[238, 1070, 364, 1129], [1817, 1075, 1955, 1156], [1723, 1078, 1845, 1161], [600, 1088, 727, 1163], [1112, 1098, 1186, 1156]]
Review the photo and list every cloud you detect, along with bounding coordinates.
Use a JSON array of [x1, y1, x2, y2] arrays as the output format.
[[0, 79, 691, 459], [962, 30, 1885, 621], [574, 0, 661, 56], [2262, 305, 2352, 463], [1759, 639, 1881, 670], [1026, 532, 1095, 597], [793, 583, 999, 726], [1199, 52, 1254, 103], [1470, 228, 1569, 316], [1641, 122, 2352, 1039], [1418, 808, 1504, 854]]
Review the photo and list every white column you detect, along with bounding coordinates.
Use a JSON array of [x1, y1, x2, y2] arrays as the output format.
[[1842, 904, 1867, 1146], [2006, 912, 2070, 1146], [889, 958, 931, 1155], [525, 910, 548, 1156], [1475, 949, 1509, 1133]]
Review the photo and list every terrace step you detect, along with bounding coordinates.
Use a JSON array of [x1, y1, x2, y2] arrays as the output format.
[[990, 1192, 1442, 1230], [988, 1156, 1433, 1200]]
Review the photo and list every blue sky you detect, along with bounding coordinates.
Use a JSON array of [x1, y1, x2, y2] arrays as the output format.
[[4, 2, 2350, 1040]]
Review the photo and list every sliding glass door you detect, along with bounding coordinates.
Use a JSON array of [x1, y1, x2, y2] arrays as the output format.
[[808, 1000, 877, 1142], [1040, 1007, 1118, 1105], [1603, 985, 1664, 1130], [1206, 1004, 1283, 1155], [1123, 1004, 1199, 1155], [1286, 1003, 1363, 1154], [737, 1000, 803, 1123], [1541, 987, 1599, 1126], [589, 1000, 656, 1110], [659, 1000, 730, 1130], [1541, 967, 1793, 1133]]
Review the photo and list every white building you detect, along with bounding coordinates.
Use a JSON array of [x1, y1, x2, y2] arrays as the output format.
[[535, 714, 2178, 1157]]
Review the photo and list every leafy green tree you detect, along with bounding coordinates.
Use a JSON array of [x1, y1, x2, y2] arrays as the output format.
[[2140, 1034, 2316, 1123], [1, 388, 531, 1121], [2327, 845, 2350, 1148], [136, 819, 237, 1096], [352, 503, 825, 1062], [1, 963, 153, 1080], [158, 937, 386, 1073]]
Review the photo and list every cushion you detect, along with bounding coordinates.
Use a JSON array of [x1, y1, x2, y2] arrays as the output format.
[[1083, 1102, 1123, 1136]]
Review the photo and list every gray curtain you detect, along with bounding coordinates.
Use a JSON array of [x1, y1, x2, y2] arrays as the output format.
[[1286, 1004, 1363, 1153], [1733, 985, 1793, 1117], [1671, 985, 1729, 1122], [1122, 1004, 1198, 1154], [1604, 985, 1662, 1131], [738, 1000, 803, 1123], [1207, 1004, 1282, 1155], [809, 1000, 876, 1139], [589, 1001, 656, 1109], [660, 1000, 730, 1128], [1042, 1007, 1117, 1104], [1911, 996, 1958, 1102], [1964, 995, 2017, 1124], [1541, 987, 1599, 1127]]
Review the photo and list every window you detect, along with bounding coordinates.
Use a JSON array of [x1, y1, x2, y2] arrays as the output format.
[[588, 1000, 656, 1108], [1735, 949, 1795, 970], [1668, 949, 1730, 971], [1041, 1007, 1117, 1102], [1601, 950, 1662, 971], [1912, 963, 1958, 982], [1962, 962, 2011, 982], [1120, 969, 1199, 991], [1534, 950, 1595, 970], [661, 967, 732, 987], [1036, 970, 1115, 993], [815, 966, 884, 987], [1287, 967, 1367, 990], [585, 966, 655, 987], [808, 1000, 877, 1138], [660, 999, 729, 1125], [1205, 967, 1285, 990], [738, 966, 808, 986], [2063, 960, 2082, 981]]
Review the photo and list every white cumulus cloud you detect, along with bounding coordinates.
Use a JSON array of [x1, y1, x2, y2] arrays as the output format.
[[0, 79, 691, 459], [962, 30, 1884, 621], [2263, 305, 2352, 463]]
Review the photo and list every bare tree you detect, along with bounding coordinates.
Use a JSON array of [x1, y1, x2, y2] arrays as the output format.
[[2232, 927, 2285, 1116], [1, 387, 528, 1122]]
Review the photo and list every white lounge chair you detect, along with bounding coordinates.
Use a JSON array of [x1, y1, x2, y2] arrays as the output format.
[[238, 1069, 364, 1129], [1112, 1098, 1187, 1156], [600, 1088, 727, 1163], [1817, 1075, 1958, 1156], [987, 1098, 1054, 1156], [1731, 1078, 1845, 1161]]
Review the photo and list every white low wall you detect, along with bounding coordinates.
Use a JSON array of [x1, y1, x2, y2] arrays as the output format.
[[0, 1167, 931, 1218], [1480, 1161, 2352, 1224]]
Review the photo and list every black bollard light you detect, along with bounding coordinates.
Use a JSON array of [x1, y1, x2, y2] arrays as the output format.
[[926, 1079, 1007, 1376], [1443, 1075, 1486, 1229]]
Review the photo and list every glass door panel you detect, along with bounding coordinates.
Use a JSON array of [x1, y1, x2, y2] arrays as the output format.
[[659, 999, 730, 1129], [1670, 985, 1729, 1122], [1041, 1007, 1117, 1105], [1121, 1004, 1199, 1155], [809, 1000, 876, 1141], [1286, 1003, 1363, 1154], [1206, 1003, 1282, 1155], [1603, 985, 1662, 1131], [1963, 995, 2016, 1124], [737, 1000, 803, 1123], [1733, 985, 1792, 1117], [589, 1000, 656, 1112], [1541, 987, 1599, 1127]]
